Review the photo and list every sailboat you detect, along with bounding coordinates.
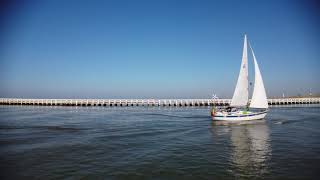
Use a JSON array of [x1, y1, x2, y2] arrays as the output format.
[[212, 34, 268, 121]]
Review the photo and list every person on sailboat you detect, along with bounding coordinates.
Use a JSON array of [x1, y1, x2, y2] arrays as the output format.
[[210, 106, 216, 116], [226, 106, 232, 112]]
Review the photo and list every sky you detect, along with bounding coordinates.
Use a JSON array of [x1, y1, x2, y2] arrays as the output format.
[[0, 0, 319, 99]]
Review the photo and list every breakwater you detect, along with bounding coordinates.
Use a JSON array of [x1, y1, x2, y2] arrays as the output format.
[[0, 98, 319, 107]]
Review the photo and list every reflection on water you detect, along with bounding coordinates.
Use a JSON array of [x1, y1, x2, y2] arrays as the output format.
[[212, 120, 271, 178], [1, 105, 320, 179]]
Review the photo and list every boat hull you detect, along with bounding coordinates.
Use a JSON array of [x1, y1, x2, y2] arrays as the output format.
[[212, 111, 267, 121]]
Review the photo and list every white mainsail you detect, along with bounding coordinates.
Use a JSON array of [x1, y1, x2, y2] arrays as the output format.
[[249, 44, 268, 109], [230, 35, 249, 107]]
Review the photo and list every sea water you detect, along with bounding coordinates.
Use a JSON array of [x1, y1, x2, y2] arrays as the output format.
[[0, 105, 319, 179]]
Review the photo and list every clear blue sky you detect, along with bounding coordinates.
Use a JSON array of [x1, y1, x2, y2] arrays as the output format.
[[1, 0, 319, 98]]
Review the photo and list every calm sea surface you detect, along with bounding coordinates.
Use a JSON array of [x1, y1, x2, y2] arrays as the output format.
[[0, 105, 320, 179]]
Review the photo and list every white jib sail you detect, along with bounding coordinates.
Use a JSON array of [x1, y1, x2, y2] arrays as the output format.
[[249, 44, 268, 109], [231, 34, 249, 107]]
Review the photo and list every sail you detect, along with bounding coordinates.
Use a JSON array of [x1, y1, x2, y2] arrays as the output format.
[[231, 35, 249, 107], [249, 44, 268, 109]]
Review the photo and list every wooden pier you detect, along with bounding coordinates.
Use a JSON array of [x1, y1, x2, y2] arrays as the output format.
[[0, 98, 319, 107]]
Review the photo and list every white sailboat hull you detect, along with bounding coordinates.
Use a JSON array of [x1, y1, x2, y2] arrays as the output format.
[[212, 111, 267, 121]]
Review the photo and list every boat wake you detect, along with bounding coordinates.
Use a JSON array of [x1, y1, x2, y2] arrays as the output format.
[[274, 117, 316, 125], [138, 113, 209, 119]]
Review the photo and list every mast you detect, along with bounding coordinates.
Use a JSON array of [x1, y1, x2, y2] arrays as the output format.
[[249, 43, 268, 109], [230, 34, 249, 107]]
